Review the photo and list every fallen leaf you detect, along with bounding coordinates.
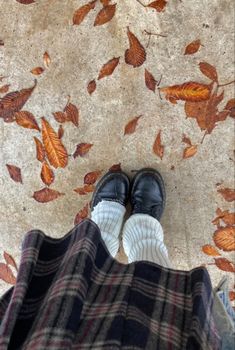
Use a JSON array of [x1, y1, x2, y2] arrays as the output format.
[[74, 184, 95, 195], [202, 244, 221, 256], [33, 188, 64, 203], [153, 130, 164, 159], [212, 208, 235, 226], [224, 98, 235, 118], [64, 102, 79, 127], [43, 51, 51, 68], [183, 145, 198, 159], [100, 0, 111, 5], [74, 203, 89, 225], [6, 164, 23, 184], [94, 3, 116, 26], [16, 0, 35, 4], [15, 111, 40, 131], [41, 117, 68, 168], [73, 0, 97, 25], [184, 39, 201, 55], [34, 137, 45, 162], [214, 257, 235, 273], [87, 80, 96, 94], [229, 291, 235, 301], [145, 69, 157, 92], [124, 115, 142, 135], [53, 111, 67, 123], [182, 134, 192, 146], [160, 82, 211, 103], [41, 160, 55, 186], [0, 84, 10, 94], [147, 0, 167, 12], [217, 188, 235, 202], [73, 143, 93, 158], [125, 27, 146, 68], [4, 251, 18, 271], [0, 80, 37, 122], [0, 263, 16, 285], [84, 170, 102, 185], [58, 125, 64, 139], [109, 163, 122, 172], [30, 67, 44, 75], [199, 62, 218, 82], [98, 57, 120, 80], [0, 39, 4, 46], [213, 226, 235, 252]]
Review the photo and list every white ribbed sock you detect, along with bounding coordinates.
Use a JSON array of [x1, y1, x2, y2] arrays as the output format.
[[91, 200, 126, 257], [122, 214, 172, 268]]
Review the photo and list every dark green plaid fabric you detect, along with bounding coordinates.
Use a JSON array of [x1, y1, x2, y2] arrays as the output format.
[[0, 219, 221, 349]]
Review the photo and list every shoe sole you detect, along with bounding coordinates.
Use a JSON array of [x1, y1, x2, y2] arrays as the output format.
[[90, 171, 130, 211]]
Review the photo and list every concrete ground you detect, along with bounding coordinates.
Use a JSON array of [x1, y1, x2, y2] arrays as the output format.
[[0, 0, 234, 298]]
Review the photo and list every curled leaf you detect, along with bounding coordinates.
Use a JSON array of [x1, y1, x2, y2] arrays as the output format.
[[160, 82, 211, 103], [182, 134, 192, 146], [213, 226, 235, 252], [153, 130, 164, 159], [53, 111, 67, 123], [43, 51, 51, 68], [125, 27, 146, 68], [73, 0, 97, 25], [124, 115, 142, 135], [33, 187, 64, 203], [41, 160, 55, 186], [147, 0, 167, 12], [183, 145, 198, 159], [184, 39, 201, 55], [145, 69, 157, 92], [34, 137, 45, 162], [214, 257, 235, 273], [109, 163, 122, 172], [4, 251, 18, 271], [30, 67, 44, 75], [87, 80, 96, 95], [64, 102, 79, 127], [212, 208, 235, 226], [0, 263, 16, 285], [94, 3, 116, 26], [98, 57, 120, 80], [74, 203, 89, 225], [15, 111, 40, 131], [6, 164, 23, 184], [202, 244, 221, 256], [73, 143, 93, 158], [84, 170, 102, 185], [199, 62, 218, 82], [74, 184, 95, 195], [224, 99, 235, 118], [217, 188, 235, 202]]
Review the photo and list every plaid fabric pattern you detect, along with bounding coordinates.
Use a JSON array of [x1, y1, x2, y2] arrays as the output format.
[[0, 219, 221, 349]]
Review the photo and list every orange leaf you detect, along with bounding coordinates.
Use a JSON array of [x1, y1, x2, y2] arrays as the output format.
[[34, 137, 45, 162], [100, 0, 111, 5], [213, 226, 235, 252], [4, 251, 18, 271], [98, 57, 120, 80], [41, 117, 68, 168], [87, 80, 96, 95], [0, 80, 37, 122], [153, 130, 164, 160], [109, 163, 122, 172], [74, 203, 89, 225], [84, 170, 102, 185], [30, 67, 44, 75], [199, 62, 218, 82], [125, 27, 146, 68], [217, 188, 235, 202], [94, 3, 116, 26], [43, 51, 51, 68], [58, 125, 64, 139], [53, 111, 67, 123], [229, 291, 235, 301], [183, 145, 197, 159], [201, 244, 221, 256], [160, 82, 211, 103], [15, 111, 40, 131], [41, 160, 55, 186], [145, 69, 157, 92], [64, 102, 79, 127], [214, 257, 235, 272], [124, 115, 142, 135], [73, 0, 97, 25], [6, 164, 23, 184], [184, 39, 201, 55], [73, 143, 93, 158], [74, 184, 95, 195], [147, 0, 167, 12], [33, 187, 64, 203], [0, 84, 10, 94], [225, 98, 235, 118], [0, 263, 16, 285], [212, 208, 235, 226]]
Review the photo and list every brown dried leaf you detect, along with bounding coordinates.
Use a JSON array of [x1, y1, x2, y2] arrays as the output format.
[[125, 27, 146, 68], [84, 170, 102, 185], [161, 82, 211, 103], [41, 117, 68, 168], [58, 125, 64, 139], [73, 0, 97, 25], [213, 226, 235, 252], [100, 0, 111, 5], [184, 39, 201, 55], [30, 67, 44, 75], [87, 80, 96, 95], [74, 203, 89, 225], [33, 187, 64, 203], [145, 69, 157, 92], [0, 40, 4, 46], [34, 137, 45, 162], [74, 184, 95, 195], [43, 51, 51, 68], [41, 160, 55, 186], [0, 263, 16, 285], [94, 3, 116, 26], [153, 130, 164, 159], [64, 102, 79, 127], [202, 244, 221, 256], [183, 145, 198, 159], [109, 163, 122, 172], [225, 98, 235, 118], [0, 84, 10, 94], [73, 143, 93, 158], [4, 251, 18, 271], [147, 0, 167, 12], [229, 291, 235, 301], [98, 57, 120, 80], [217, 188, 235, 202], [53, 111, 67, 123], [124, 115, 142, 135], [16, 0, 35, 4], [212, 208, 235, 226], [15, 111, 40, 131], [199, 62, 218, 82], [0, 80, 37, 122], [214, 257, 235, 273], [6, 164, 23, 184], [182, 134, 192, 146]]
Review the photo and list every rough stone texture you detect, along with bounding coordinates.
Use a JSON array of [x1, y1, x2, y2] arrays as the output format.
[[0, 0, 234, 296]]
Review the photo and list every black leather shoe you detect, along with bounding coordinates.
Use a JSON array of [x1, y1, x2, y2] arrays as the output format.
[[130, 168, 166, 220], [90, 171, 130, 211]]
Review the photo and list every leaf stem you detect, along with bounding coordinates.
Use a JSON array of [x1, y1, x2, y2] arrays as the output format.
[[136, 0, 146, 7], [218, 80, 235, 88], [144, 30, 168, 38]]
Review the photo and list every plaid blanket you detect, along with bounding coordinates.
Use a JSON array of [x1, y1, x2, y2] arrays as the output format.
[[0, 219, 221, 349]]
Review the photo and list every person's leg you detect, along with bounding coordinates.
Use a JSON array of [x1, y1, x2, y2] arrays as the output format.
[[122, 168, 172, 268], [90, 171, 130, 257]]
